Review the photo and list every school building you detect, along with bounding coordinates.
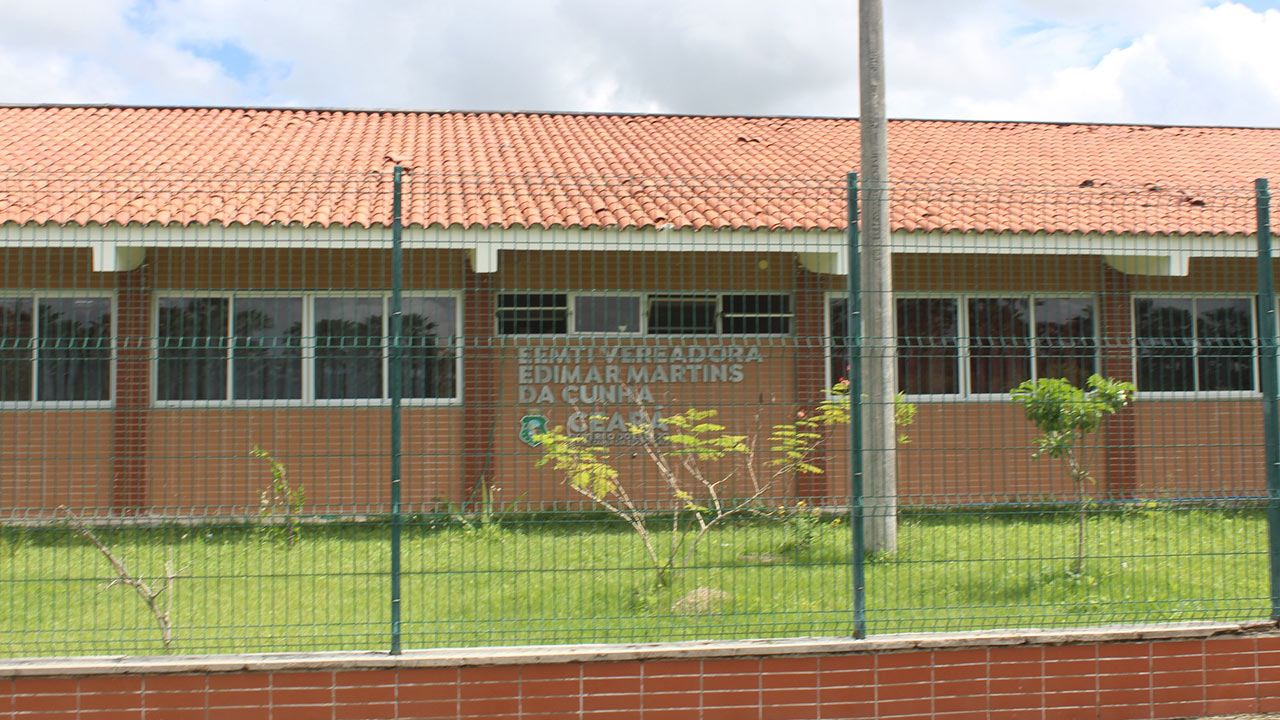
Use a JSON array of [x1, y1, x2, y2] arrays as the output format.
[[1, 105, 1277, 516]]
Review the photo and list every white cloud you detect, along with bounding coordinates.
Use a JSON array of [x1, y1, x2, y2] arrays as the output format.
[[937, 2, 1280, 124], [0, 0, 244, 105], [0, 0, 1276, 127]]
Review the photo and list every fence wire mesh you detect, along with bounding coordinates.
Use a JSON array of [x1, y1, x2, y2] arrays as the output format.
[[0, 171, 1275, 656]]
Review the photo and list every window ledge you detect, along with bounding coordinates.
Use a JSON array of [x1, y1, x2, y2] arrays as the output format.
[[0, 402, 114, 410], [152, 399, 463, 409], [1133, 391, 1262, 401]]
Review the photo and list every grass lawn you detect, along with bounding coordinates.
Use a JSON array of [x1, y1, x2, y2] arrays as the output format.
[[0, 506, 1268, 657]]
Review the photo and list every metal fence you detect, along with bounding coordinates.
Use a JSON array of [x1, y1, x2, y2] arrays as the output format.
[[0, 171, 1276, 656]]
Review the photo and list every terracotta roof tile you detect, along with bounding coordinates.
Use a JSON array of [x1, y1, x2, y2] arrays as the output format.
[[0, 106, 1276, 235]]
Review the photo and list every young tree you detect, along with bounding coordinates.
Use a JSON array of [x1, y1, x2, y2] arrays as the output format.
[[1010, 374, 1135, 575], [252, 446, 306, 548], [536, 407, 771, 588], [535, 382, 916, 588], [63, 509, 186, 652]]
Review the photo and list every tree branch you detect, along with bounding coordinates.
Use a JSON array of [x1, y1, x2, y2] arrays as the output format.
[[62, 508, 185, 652]]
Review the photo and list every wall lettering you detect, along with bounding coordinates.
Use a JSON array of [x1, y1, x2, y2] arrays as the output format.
[[516, 344, 764, 444]]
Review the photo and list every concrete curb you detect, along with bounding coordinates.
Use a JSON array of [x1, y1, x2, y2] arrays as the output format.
[[3, 619, 1276, 678]]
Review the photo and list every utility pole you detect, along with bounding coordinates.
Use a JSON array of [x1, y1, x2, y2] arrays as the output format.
[[859, 0, 898, 554]]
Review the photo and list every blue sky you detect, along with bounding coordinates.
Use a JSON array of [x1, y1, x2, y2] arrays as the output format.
[[180, 41, 258, 84], [2, 0, 1278, 126]]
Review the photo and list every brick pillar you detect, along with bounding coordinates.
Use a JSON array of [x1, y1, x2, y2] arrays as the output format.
[[111, 264, 151, 514], [462, 266, 497, 505], [794, 264, 830, 503], [1100, 263, 1137, 499]]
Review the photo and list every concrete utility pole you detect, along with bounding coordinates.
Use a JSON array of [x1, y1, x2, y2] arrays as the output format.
[[859, 0, 898, 554]]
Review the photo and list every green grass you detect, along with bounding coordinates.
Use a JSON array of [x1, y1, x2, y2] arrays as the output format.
[[0, 506, 1269, 657]]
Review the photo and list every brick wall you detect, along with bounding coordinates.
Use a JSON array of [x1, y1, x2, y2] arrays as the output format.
[[3, 625, 1277, 719], [4, 248, 1276, 515]]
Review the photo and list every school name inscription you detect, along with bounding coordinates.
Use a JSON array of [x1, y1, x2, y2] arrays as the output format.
[[516, 344, 763, 441]]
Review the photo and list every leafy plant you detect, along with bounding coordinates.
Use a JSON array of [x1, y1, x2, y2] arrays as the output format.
[[252, 446, 306, 548], [1010, 374, 1135, 575], [536, 407, 774, 588], [448, 483, 520, 540], [535, 383, 916, 588], [768, 379, 916, 479], [773, 500, 824, 553]]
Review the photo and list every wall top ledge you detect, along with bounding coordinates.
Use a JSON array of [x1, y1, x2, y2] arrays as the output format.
[[2, 620, 1275, 679]]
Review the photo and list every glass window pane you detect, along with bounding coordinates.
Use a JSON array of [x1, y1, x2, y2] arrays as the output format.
[[0, 298, 33, 401], [233, 297, 303, 400], [724, 315, 791, 334], [1197, 298, 1253, 391], [575, 296, 640, 333], [1135, 298, 1194, 391], [829, 297, 849, 387], [315, 297, 383, 400], [158, 298, 228, 401], [401, 297, 457, 399], [38, 298, 111, 402], [722, 294, 791, 335], [968, 298, 1030, 394], [1035, 298, 1095, 386], [723, 294, 789, 315], [897, 298, 959, 394], [648, 296, 716, 334], [497, 294, 567, 335]]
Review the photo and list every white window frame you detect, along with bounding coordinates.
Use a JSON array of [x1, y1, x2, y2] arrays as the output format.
[[153, 291, 462, 407], [1131, 293, 1260, 400], [825, 292, 1100, 401], [0, 291, 116, 409], [498, 292, 793, 337], [154, 292, 302, 407]]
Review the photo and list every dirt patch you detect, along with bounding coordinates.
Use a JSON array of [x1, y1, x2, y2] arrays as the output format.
[[671, 587, 731, 614]]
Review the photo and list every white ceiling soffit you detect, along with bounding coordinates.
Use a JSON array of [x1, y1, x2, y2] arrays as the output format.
[[0, 223, 1259, 276]]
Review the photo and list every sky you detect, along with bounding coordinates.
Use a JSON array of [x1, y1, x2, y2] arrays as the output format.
[[1, 0, 1278, 126]]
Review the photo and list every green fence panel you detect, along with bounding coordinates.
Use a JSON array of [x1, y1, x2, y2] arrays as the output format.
[[0, 171, 1270, 656]]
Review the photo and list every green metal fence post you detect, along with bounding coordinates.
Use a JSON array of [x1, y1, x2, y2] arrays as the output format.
[[390, 166, 405, 653], [847, 172, 867, 638], [1257, 178, 1280, 622]]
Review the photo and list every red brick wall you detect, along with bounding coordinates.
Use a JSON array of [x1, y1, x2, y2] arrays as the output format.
[[462, 264, 497, 505], [4, 630, 1277, 719], [145, 408, 466, 514], [111, 264, 152, 514], [1101, 264, 1138, 499], [794, 264, 833, 502], [0, 410, 113, 514], [3, 248, 1277, 514]]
